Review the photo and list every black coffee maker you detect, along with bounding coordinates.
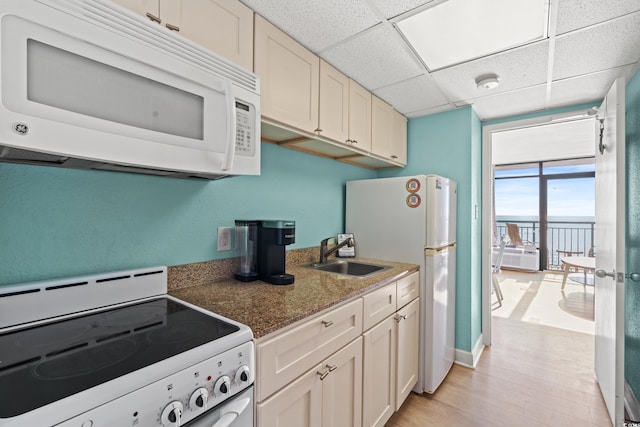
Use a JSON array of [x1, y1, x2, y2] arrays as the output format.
[[257, 220, 295, 285], [234, 220, 295, 285]]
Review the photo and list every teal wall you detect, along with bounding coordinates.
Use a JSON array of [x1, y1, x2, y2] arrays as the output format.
[[379, 106, 483, 352], [0, 143, 375, 285], [625, 67, 640, 401]]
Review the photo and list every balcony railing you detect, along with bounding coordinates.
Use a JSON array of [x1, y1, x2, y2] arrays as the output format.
[[496, 219, 595, 270]]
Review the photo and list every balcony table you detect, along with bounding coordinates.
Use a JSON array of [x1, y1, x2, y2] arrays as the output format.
[[560, 256, 596, 290]]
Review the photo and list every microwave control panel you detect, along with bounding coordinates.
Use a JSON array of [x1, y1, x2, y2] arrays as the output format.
[[235, 101, 256, 157]]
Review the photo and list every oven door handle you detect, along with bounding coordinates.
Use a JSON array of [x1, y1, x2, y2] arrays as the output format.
[[210, 396, 251, 427]]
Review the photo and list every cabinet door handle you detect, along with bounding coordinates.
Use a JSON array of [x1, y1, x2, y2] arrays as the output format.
[[317, 370, 329, 380], [145, 12, 161, 23], [351, 140, 358, 144], [325, 364, 337, 372], [391, 155, 398, 159], [165, 23, 180, 32], [345, 139, 352, 144], [394, 314, 407, 322], [321, 320, 333, 328], [314, 128, 323, 134]]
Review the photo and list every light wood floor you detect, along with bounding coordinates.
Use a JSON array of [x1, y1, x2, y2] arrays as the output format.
[[385, 272, 611, 427]]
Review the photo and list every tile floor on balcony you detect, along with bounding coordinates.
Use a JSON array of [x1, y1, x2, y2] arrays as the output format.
[[385, 270, 610, 427]]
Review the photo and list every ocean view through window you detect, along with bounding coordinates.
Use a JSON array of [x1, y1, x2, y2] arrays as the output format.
[[495, 158, 595, 269]]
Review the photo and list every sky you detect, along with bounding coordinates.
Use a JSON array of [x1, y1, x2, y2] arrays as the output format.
[[495, 170, 595, 218]]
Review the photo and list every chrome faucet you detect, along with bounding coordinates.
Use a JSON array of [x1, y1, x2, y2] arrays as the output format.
[[319, 236, 355, 264]]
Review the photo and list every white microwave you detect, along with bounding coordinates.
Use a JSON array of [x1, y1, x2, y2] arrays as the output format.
[[0, 0, 260, 179]]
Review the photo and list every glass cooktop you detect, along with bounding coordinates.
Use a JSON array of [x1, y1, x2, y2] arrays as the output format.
[[0, 298, 239, 417]]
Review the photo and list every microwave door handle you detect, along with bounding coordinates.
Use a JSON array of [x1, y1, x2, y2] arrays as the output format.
[[221, 80, 236, 171]]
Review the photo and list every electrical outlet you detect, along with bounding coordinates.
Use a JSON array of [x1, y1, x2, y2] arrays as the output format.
[[217, 227, 232, 251]]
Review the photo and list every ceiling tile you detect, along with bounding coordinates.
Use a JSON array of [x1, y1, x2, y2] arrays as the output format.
[[553, 12, 640, 80], [556, 0, 640, 34], [239, 0, 380, 52], [431, 40, 549, 102], [321, 25, 425, 90], [372, 75, 451, 115], [549, 65, 635, 107], [469, 85, 547, 120], [367, 0, 434, 19]]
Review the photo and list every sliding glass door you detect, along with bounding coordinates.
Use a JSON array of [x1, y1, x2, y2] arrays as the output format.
[[495, 158, 595, 270]]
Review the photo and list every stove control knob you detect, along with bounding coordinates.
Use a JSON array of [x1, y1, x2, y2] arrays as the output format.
[[214, 375, 231, 397], [160, 401, 183, 426], [235, 365, 250, 384], [189, 387, 209, 411]]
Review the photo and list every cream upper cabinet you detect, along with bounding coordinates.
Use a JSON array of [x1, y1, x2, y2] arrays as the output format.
[[254, 15, 320, 133], [348, 79, 372, 152], [391, 109, 408, 165], [371, 95, 393, 159], [371, 95, 406, 165], [114, 0, 254, 70], [318, 60, 349, 144], [112, 0, 158, 17]]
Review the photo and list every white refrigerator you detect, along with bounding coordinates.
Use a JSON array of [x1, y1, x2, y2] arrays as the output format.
[[346, 174, 457, 394]]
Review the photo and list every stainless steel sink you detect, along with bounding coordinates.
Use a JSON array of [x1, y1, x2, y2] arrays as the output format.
[[304, 260, 391, 277]]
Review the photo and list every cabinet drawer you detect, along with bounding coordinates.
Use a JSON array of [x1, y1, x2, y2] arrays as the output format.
[[257, 298, 363, 401], [396, 271, 419, 309], [362, 283, 396, 331]]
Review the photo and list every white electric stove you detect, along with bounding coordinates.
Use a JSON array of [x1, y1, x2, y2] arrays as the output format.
[[0, 266, 254, 427]]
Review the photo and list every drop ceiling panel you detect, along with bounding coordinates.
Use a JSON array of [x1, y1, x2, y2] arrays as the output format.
[[553, 12, 640, 80], [397, 0, 548, 71], [238, 0, 640, 124], [239, 0, 380, 52], [367, 0, 434, 19], [470, 85, 547, 120], [549, 66, 635, 107], [431, 40, 549, 102], [556, 0, 640, 34], [372, 75, 451, 115], [322, 25, 424, 90]]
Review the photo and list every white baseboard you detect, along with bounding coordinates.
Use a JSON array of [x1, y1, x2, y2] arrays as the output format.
[[454, 334, 485, 368], [626, 380, 640, 422]]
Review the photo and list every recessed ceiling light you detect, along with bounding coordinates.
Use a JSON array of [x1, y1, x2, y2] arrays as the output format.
[[397, 0, 549, 71], [476, 74, 500, 90]]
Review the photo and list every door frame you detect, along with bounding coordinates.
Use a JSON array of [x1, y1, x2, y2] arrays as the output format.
[[481, 109, 598, 346]]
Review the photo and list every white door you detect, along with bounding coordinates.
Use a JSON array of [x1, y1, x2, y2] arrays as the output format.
[[594, 77, 626, 426]]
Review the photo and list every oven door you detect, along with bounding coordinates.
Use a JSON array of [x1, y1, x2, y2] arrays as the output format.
[[185, 386, 253, 427]]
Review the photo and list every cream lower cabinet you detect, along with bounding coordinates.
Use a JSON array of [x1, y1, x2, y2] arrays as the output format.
[[258, 337, 363, 427], [362, 272, 420, 427], [395, 298, 420, 409], [113, 0, 254, 70], [256, 271, 419, 427], [363, 316, 396, 427]]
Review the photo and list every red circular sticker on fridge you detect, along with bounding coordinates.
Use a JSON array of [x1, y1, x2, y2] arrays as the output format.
[[406, 194, 421, 208], [406, 178, 421, 193]]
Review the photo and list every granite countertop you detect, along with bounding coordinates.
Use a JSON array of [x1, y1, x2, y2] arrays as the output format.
[[169, 258, 418, 340]]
